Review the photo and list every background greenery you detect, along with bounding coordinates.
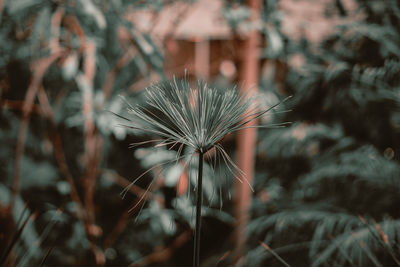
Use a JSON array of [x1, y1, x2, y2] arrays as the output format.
[[0, 0, 399, 266]]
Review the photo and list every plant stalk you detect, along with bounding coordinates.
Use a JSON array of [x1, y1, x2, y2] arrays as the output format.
[[193, 151, 204, 267]]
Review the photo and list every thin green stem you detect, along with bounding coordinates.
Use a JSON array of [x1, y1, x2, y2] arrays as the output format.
[[193, 152, 204, 267]]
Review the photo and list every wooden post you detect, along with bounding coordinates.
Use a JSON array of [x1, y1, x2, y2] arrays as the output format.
[[234, 0, 261, 261], [194, 39, 210, 80]]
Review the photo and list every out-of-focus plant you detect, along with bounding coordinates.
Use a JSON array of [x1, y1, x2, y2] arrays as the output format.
[[115, 78, 289, 266], [246, 0, 400, 266], [0, 0, 178, 265]]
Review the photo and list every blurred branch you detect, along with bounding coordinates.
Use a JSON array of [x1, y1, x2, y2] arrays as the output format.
[[259, 241, 292, 267], [0, 0, 4, 24], [11, 49, 66, 210], [39, 245, 54, 267], [76, 39, 106, 266], [37, 87, 86, 220], [0, 210, 37, 266], [63, 15, 86, 52], [103, 207, 131, 249], [38, 86, 105, 264], [39, 83, 105, 266], [128, 230, 191, 267], [102, 169, 163, 203], [76, 40, 98, 224], [1, 100, 42, 115], [50, 8, 64, 53], [102, 169, 165, 249], [102, 47, 138, 100]]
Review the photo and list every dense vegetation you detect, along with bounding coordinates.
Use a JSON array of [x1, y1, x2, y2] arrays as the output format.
[[249, 0, 400, 266], [0, 0, 399, 266]]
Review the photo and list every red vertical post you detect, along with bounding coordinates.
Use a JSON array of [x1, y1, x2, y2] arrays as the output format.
[[234, 0, 261, 260]]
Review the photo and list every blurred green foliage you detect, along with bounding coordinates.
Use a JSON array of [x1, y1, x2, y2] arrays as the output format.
[[248, 0, 400, 266], [0, 0, 399, 266]]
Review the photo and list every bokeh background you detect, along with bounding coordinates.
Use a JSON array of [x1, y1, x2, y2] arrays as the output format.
[[1, 0, 400, 266]]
